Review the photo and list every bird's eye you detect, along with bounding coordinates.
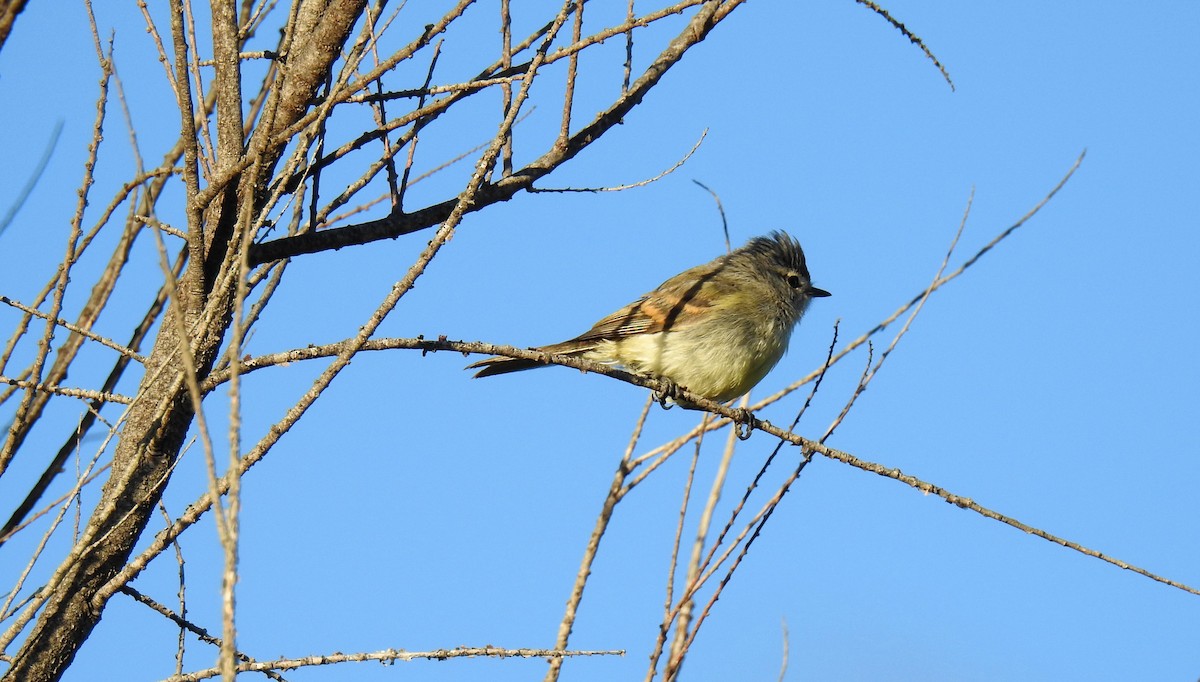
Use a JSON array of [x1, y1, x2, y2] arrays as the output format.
[[786, 274, 802, 289]]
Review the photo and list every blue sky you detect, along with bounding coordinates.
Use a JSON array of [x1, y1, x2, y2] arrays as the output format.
[[1, 2, 1197, 681]]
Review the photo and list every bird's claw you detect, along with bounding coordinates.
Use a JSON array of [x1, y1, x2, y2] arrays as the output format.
[[653, 378, 683, 409], [731, 408, 755, 440]]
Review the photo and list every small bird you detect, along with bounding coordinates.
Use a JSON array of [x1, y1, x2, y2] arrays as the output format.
[[468, 231, 830, 403]]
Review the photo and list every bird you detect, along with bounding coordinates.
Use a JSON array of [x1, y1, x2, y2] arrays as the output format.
[[468, 231, 830, 403]]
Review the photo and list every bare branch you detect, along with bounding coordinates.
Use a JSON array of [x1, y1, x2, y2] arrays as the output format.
[[118, 586, 285, 682], [855, 0, 954, 91], [546, 394, 656, 682], [167, 646, 624, 682], [0, 376, 132, 405], [0, 296, 145, 363], [247, 0, 747, 265]]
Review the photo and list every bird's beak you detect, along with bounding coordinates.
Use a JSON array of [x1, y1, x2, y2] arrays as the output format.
[[810, 287, 831, 298]]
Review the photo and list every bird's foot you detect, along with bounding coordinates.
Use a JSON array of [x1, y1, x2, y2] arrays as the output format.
[[653, 378, 683, 409], [730, 407, 756, 440]]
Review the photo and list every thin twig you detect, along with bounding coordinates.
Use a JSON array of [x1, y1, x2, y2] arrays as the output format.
[[666, 404, 741, 679], [820, 189, 972, 443], [0, 14, 111, 478], [657, 413, 710, 676], [777, 617, 789, 682], [0, 296, 146, 363], [500, 0, 514, 176], [854, 0, 954, 91], [623, 0, 635, 93], [547, 394, 654, 682], [0, 376, 132, 405], [530, 130, 708, 193], [559, 0, 584, 145], [119, 585, 287, 681], [0, 413, 120, 642], [691, 179, 730, 253], [0, 463, 112, 545], [0, 120, 63, 236]]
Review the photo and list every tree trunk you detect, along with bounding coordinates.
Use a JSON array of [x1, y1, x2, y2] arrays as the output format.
[[3, 300, 229, 681], [1, 2, 367, 678]]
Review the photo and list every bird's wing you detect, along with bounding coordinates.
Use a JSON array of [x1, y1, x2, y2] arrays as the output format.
[[563, 260, 724, 345]]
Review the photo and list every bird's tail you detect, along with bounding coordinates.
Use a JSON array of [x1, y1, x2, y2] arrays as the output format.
[[467, 340, 597, 378], [467, 355, 548, 378]]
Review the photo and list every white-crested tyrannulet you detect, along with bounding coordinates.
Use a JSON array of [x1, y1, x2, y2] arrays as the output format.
[[468, 231, 830, 402]]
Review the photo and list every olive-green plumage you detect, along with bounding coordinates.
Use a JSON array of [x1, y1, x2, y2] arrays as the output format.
[[468, 231, 829, 402]]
